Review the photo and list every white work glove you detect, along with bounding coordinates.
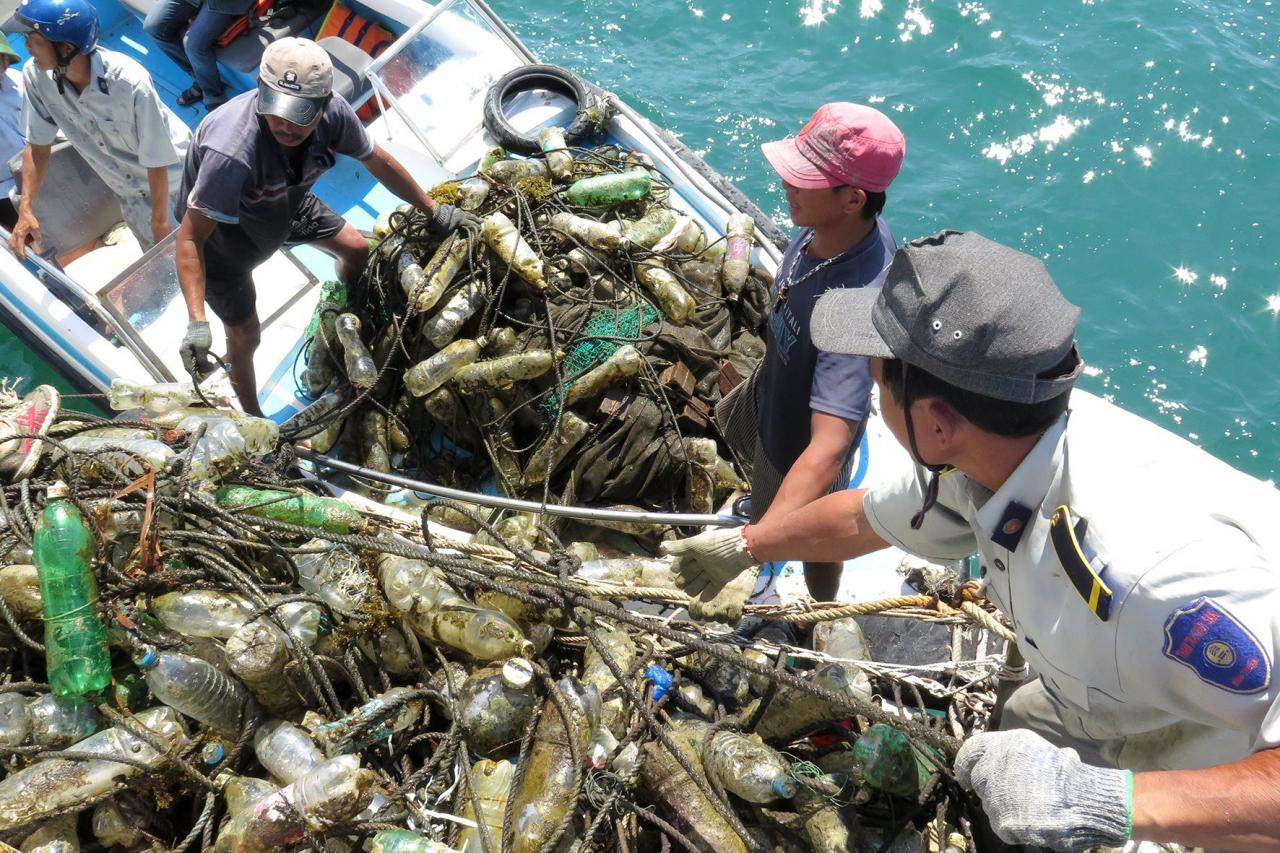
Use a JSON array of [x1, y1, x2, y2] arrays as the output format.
[[661, 526, 759, 624], [955, 729, 1132, 851]]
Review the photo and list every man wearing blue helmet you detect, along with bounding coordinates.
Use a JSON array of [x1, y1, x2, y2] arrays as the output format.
[[6, 0, 191, 255]]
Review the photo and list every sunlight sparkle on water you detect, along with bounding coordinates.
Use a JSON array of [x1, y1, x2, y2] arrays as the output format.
[[1172, 265, 1198, 285], [1267, 295, 1280, 316], [800, 0, 841, 26]]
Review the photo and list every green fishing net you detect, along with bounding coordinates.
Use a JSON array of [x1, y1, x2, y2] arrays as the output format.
[[537, 302, 658, 424]]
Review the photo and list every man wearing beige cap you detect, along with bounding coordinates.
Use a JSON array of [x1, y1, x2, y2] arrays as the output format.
[[710, 102, 905, 621], [175, 37, 475, 416]]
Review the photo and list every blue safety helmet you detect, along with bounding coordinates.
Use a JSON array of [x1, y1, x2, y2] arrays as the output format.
[[11, 0, 99, 56]]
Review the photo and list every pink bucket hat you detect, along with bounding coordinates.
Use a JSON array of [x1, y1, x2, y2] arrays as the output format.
[[762, 103, 905, 192]]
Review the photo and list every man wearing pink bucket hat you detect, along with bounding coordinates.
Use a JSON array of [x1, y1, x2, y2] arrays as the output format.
[[690, 102, 905, 621]]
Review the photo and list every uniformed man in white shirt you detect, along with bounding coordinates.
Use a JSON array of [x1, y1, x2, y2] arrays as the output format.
[[7, 0, 190, 255], [662, 230, 1280, 851]]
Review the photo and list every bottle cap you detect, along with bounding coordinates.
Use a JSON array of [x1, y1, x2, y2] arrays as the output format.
[[501, 657, 533, 689], [133, 647, 158, 669]]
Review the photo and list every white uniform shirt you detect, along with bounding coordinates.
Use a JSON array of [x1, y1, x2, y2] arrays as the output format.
[[20, 48, 189, 235], [0, 66, 24, 199], [864, 390, 1280, 771]]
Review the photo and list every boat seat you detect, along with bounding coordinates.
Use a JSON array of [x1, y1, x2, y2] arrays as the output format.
[[7, 142, 125, 258], [119, 0, 325, 73], [319, 36, 372, 105]]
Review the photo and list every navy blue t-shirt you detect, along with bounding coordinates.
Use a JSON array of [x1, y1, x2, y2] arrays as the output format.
[[755, 219, 895, 471]]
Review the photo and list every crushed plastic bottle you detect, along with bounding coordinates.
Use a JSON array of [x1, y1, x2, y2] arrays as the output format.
[[538, 126, 573, 181], [752, 662, 872, 743], [635, 259, 695, 324], [136, 647, 251, 735], [369, 829, 457, 853], [214, 486, 370, 535], [548, 211, 623, 252], [424, 280, 485, 348], [60, 434, 175, 479], [0, 706, 190, 832], [720, 213, 755, 299], [415, 234, 470, 314], [405, 337, 486, 398], [582, 624, 636, 737], [0, 563, 42, 621], [854, 722, 944, 799], [227, 620, 304, 720], [34, 482, 111, 697], [107, 379, 207, 413], [153, 589, 256, 639], [562, 344, 643, 405], [213, 755, 376, 853], [640, 722, 747, 853], [293, 540, 372, 616], [311, 686, 426, 756]]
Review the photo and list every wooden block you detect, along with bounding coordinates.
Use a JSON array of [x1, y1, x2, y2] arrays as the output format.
[[658, 361, 696, 398], [718, 360, 744, 396], [598, 389, 634, 420], [677, 397, 711, 432]]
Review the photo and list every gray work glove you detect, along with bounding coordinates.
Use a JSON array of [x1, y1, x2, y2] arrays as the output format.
[[180, 320, 213, 377], [427, 203, 480, 236], [954, 729, 1132, 851], [661, 526, 759, 623]]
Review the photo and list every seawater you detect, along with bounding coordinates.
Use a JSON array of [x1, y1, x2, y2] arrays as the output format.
[[1, 0, 1275, 480]]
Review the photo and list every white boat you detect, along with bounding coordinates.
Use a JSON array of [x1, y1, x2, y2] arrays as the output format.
[[0, 0, 929, 608]]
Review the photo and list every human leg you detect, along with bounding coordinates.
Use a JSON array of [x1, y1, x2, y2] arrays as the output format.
[[182, 5, 242, 109], [142, 0, 197, 76], [288, 194, 368, 284], [201, 247, 264, 416], [223, 315, 263, 417]]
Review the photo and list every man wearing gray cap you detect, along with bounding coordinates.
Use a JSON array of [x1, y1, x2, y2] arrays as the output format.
[[663, 230, 1280, 849], [175, 37, 476, 415]]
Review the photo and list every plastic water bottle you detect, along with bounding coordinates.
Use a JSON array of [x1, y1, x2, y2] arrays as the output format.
[[226, 620, 304, 720], [107, 379, 204, 413], [34, 483, 112, 697], [253, 720, 324, 785], [182, 418, 248, 482], [424, 280, 485, 348], [404, 337, 486, 398], [538, 126, 573, 181], [173, 413, 278, 458], [293, 539, 371, 616], [334, 314, 378, 389], [60, 434, 176, 480], [565, 169, 652, 207], [0, 693, 28, 746], [369, 830, 457, 853], [136, 648, 250, 735], [311, 687, 427, 756], [214, 486, 369, 536], [152, 589, 256, 639], [213, 755, 376, 853], [720, 213, 755, 299], [701, 727, 796, 803], [457, 759, 514, 853], [0, 706, 189, 833], [481, 212, 547, 290], [457, 657, 536, 758], [24, 693, 100, 747]]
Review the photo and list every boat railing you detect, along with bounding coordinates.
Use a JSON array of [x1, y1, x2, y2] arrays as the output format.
[[0, 224, 170, 383]]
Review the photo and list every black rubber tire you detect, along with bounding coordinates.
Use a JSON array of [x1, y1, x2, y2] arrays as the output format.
[[653, 126, 789, 251], [482, 63, 597, 154]]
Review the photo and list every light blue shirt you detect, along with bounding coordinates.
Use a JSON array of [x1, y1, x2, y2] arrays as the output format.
[[0, 67, 24, 199]]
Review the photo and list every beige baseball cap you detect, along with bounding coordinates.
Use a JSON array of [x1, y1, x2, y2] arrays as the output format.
[[257, 37, 332, 126]]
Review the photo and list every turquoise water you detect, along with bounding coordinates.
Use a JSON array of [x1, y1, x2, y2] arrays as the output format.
[[2, 0, 1276, 480]]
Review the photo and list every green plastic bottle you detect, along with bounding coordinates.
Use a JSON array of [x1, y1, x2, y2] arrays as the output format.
[[214, 486, 369, 535], [565, 168, 652, 207], [853, 722, 942, 799], [34, 482, 112, 697]]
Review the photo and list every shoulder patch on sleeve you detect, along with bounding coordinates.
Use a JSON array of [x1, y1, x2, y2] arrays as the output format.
[[1162, 597, 1271, 694]]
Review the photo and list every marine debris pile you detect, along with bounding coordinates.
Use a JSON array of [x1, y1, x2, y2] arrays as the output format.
[[291, 133, 776, 521], [0, 385, 1015, 852]]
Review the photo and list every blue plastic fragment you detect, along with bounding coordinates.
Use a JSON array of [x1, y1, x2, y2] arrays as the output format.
[[644, 664, 673, 701]]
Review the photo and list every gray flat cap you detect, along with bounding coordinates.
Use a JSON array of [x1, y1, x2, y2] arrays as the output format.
[[811, 230, 1083, 403]]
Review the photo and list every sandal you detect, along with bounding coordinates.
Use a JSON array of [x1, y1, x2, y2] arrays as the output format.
[[177, 84, 203, 107], [0, 385, 60, 482]]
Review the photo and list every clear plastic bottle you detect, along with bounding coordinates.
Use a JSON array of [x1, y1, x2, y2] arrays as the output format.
[[136, 648, 250, 735], [213, 755, 376, 853], [0, 693, 28, 746], [812, 617, 872, 662], [26, 694, 100, 746], [0, 563, 43, 622], [457, 759, 514, 853], [60, 434, 176, 480], [455, 177, 490, 211], [281, 389, 346, 440], [293, 540, 370, 616], [752, 662, 872, 743], [521, 411, 590, 487], [563, 345, 643, 405], [34, 483, 112, 697], [220, 774, 280, 816], [152, 589, 256, 639], [548, 212, 623, 252], [155, 410, 279, 456], [622, 206, 677, 249], [451, 349, 557, 396], [254, 720, 323, 785], [311, 687, 426, 756], [405, 338, 486, 398], [581, 625, 636, 738], [415, 234, 470, 314], [379, 554, 532, 662], [424, 280, 485, 348], [565, 169, 652, 207], [635, 259, 695, 325], [182, 418, 248, 482], [509, 678, 601, 853], [481, 212, 547, 290], [334, 314, 378, 389], [702, 727, 796, 803], [92, 799, 146, 849], [484, 158, 549, 184], [640, 722, 746, 853], [0, 706, 189, 833], [720, 213, 755, 299], [538, 126, 573, 181], [107, 379, 204, 413]]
